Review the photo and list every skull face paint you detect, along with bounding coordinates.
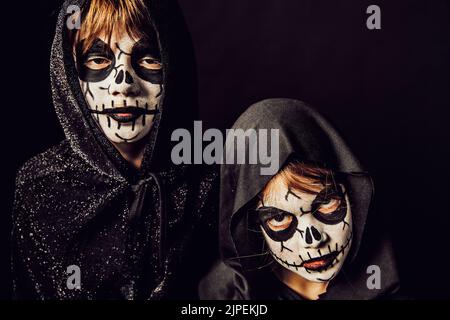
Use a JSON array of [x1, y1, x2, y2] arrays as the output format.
[[256, 180, 353, 283], [76, 32, 163, 144]]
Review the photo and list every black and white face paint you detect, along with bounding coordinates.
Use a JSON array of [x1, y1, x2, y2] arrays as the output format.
[[256, 182, 353, 283], [76, 32, 163, 143]]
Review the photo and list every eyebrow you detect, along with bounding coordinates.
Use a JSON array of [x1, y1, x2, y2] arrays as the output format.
[[254, 206, 294, 220], [83, 39, 111, 55], [285, 188, 302, 201]]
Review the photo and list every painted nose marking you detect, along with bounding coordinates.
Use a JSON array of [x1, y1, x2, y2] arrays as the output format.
[[305, 226, 322, 244]]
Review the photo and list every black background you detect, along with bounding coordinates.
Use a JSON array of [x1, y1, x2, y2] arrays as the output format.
[[2, 0, 450, 299]]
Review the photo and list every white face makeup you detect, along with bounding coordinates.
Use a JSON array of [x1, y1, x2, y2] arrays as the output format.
[[76, 32, 163, 144], [257, 180, 353, 283]]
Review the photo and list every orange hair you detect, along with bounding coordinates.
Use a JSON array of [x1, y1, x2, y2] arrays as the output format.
[[262, 161, 337, 201], [70, 0, 152, 53]]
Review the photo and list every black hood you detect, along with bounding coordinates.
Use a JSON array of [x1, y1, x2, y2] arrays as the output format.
[[217, 98, 399, 299], [51, 0, 198, 179]]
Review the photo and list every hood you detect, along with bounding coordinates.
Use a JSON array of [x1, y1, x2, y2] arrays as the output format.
[[51, 0, 197, 181], [219, 98, 399, 299]]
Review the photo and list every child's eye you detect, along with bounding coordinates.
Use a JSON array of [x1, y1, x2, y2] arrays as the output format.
[[267, 214, 293, 231], [318, 198, 341, 214], [84, 57, 112, 70], [139, 57, 162, 70]]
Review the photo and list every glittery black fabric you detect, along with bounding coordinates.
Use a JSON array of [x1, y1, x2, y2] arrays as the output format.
[[12, 0, 218, 300]]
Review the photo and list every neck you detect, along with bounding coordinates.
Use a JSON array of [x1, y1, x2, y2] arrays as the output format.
[[112, 140, 146, 169], [275, 267, 329, 300]]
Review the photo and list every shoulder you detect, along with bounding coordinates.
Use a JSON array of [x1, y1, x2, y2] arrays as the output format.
[[15, 140, 80, 188], [199, 261, 249, 300]]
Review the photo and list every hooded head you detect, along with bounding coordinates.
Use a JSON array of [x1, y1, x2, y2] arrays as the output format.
[[219, 98, 399, 298], [52, 0, 197, 179]]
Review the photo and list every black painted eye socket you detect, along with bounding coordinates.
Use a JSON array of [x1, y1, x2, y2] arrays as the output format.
[[254, 207, 298, 242], [311, 185, 347, 225], [76, 39, 116, 82], [267, 214, 293, 231], [138, 57, 162, 70], [131, 38, 163, 84], [84, 57, 113, 70]]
